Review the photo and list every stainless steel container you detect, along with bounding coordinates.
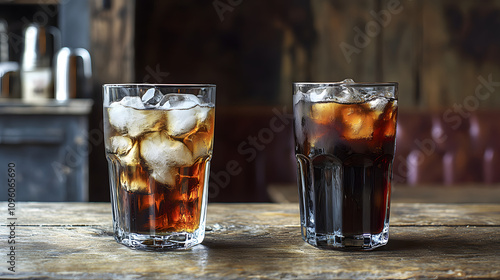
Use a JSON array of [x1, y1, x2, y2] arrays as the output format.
[[55, 47, 92, 101], [0, 61, 20, 98], [0, 19, 8, 63], [21, 24, 60, 102]]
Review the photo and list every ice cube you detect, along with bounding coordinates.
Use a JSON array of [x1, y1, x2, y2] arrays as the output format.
[[165, 108, 199, 137], [160, 94, 201, 110], [120, 168, 150, 193], [186, 132, 213, 160], [305, 79, 359, 103], [109, 136, 141, 165], [141, 88, 164, 106], [310, 102, 341, 125], [108, 100, 164, 138], [342, 105, 375, 139], [309, 88, 330, 102], [140, 131, 194, 185], [158, 94, 212, 137], [304, 79, 374, 104], [166, 106, 212, 137], [110, 136, 133, 156], [120, 96, 145, 109], [108, 135, 148, 192], [121, 140, 141, 166], [367, 97, 389, 113], [381, 100, 397, 137], [340, 78, 355, 84], [196, 106, 212, 125], [150, 166, 178, 187], [338, 84, 366, 103]]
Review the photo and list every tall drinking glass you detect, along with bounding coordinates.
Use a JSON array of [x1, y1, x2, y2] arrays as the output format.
[[103, 84, 215, 250], [293, 80, 398, 249]]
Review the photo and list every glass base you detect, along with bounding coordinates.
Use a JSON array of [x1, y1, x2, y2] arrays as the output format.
[[302, 224, 389, 250], [114, 224, 205, 251]]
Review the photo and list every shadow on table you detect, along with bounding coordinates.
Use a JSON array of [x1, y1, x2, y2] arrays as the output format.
[[379, 238, 422, 251], [378, 231, 498, 256], [203, 230, 497, 256]]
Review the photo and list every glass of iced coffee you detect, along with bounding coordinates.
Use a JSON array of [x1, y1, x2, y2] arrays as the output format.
[[293, 80, 398, 250], [103, 84, 215, 250]]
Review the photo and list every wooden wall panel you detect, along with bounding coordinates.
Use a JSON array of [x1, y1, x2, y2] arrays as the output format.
[[88, 0, 135, 201], [310, 0, 378, 83], [91, 0, 500, 109], [89, 0, 135, 85], [421, 0, 500, 109], [85, 1, 500, 199], [381, 0, 419, 108], [288, 0, 419, 108], [278, 0, 384, 107]]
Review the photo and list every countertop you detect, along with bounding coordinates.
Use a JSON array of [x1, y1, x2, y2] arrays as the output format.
[[1, 201, 499, 279], [0, 99, 93, 115]]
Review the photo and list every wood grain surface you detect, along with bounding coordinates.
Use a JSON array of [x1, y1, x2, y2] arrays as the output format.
[[268, 184, 500, 204], [1, 202, 499, 279]]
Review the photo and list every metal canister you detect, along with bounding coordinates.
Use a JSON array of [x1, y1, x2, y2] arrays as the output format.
[[0, 19, 8, 62], [21, 24, 60, 102], [0, 62, 20, 98], [55, 47, 92, 101]]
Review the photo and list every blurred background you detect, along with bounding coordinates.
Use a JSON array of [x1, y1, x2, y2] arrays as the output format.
[[1, 0, 500, 202]]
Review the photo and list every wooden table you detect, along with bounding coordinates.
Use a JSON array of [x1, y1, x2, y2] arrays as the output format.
[[1, 201, 499, 279]]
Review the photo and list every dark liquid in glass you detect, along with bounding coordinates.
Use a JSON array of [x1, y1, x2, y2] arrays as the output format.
[[294, 98, 397, 238]]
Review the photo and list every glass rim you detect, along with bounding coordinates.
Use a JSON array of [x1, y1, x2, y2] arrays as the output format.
[[293, 82, 398, 87], [103, 83, 216, 89]]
